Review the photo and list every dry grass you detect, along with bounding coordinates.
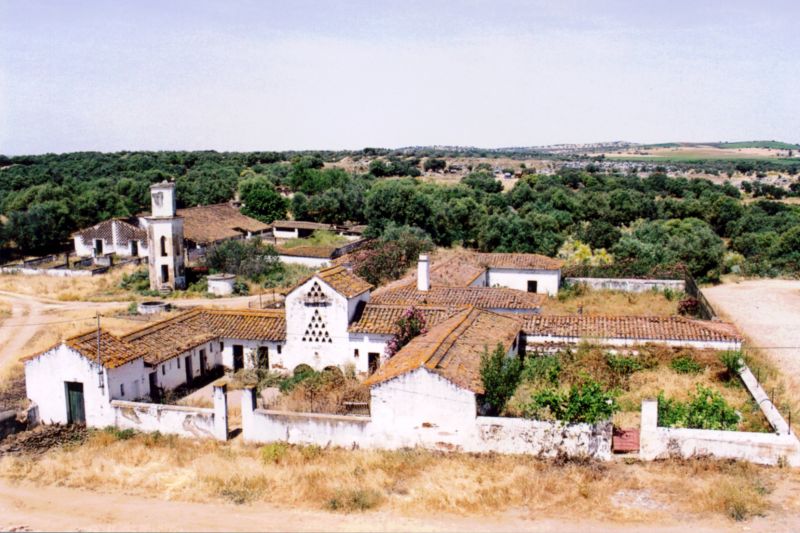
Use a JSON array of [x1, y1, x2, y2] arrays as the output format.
[[0, 266, 140, 302], [0, 301, 11, 319], [543, 289, 679, 316], [1, 430, 795, 522]]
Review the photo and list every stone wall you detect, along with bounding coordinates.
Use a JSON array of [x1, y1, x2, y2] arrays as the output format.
[[565, 277, 685, 293]]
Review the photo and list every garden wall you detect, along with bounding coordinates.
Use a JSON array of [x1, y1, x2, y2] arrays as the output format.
[[564, 277, 685, 293], [109, 384, 228, 441], [240, 387, 612, 460]]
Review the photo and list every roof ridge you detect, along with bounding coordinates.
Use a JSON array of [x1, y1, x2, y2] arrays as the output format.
[[121, 309, 204, 340], [423, 307, 475, 370]]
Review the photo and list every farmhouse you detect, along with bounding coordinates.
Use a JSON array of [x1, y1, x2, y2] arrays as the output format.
[[24, 253, 742, 430]]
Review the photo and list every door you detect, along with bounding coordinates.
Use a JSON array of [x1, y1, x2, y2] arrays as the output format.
[[94, 239, 103, 256], [185, 355, 193, 384], [148, 372, 160, 402], [233, 345, 244, 371], [161, 265, 169, 284], [527, 280, 538, 293], [199, 349, 207, 376], [131, 240, 139, 256], [65, 382, 85, 424]]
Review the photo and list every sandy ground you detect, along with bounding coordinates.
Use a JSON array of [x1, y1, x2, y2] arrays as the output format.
[[703, 279, 800, 388], [0, 479, 783, 533]]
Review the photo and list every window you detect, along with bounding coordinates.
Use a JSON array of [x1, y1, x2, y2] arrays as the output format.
[[527, 280, 538, 293], [177, 358, 180, 369], [161, 365, 165, 375], [354, 349, 360, 358], [220, 342, 224, 352], [277, 345, 282, 354], [368, 353, 380, 375], [160, 235, 168, 257], [120, 383, 125, 396]]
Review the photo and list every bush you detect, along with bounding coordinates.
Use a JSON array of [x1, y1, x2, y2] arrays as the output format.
[[205, 239, 282, 282], [678, 297, 701, 316], [670, 355, 703, 374], [479, 344, 523, 415], [521, 354, 562, 386], [233, 279, 249, 295], [657, 385, 740, 430], [719, 351, 744, 377], [119, 268, 150, 293], [261, 442, 289, 464], [524, 379, 617, 424], [606, 354, 643, 377], [326, 488, 382, 512]]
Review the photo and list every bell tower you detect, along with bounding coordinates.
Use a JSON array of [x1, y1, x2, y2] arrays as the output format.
[[146, 181, 186, 291]]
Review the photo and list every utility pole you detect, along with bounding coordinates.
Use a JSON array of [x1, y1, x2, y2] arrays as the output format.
[[96, 312, 104, 389]]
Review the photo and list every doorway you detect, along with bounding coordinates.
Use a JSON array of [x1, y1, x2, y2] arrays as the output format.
[[233, 345, 244, 370], [131, 240, 139, 256], [161, 265, 169, 284], [527, 280, 538, 293], [199, 349, 207, 376], [94, 239, 103, 256], [257, 346, 269, 370], [148, 372, 160, 402], [368, 353, 380, 375], [185, 355, 193, 384], [65, 382, 85, 424]]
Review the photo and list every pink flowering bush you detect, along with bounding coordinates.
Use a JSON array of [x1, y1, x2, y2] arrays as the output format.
[[385, 306, 427, 357]]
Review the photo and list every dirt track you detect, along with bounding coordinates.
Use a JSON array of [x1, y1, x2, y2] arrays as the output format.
[[0, 479, 768, 533], [703, 279, 800, 387]]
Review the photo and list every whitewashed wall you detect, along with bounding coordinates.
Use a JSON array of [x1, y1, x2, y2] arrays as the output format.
[[524, 334, 741, 351], [639, 399, 800, 466], [152, 340, 217, 391], [487, 268, 560, 296], [219, 338, 282, 371], [277, 255, 330, 268], [347, 333, 391, 374], [106, 358, 149, 401], [565, 277, 685, 294], [273, 228, 300, 240], [281, 276, 358, 371]]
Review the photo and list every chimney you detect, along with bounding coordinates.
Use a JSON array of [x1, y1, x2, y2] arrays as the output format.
[[417, 254, 430, 292]]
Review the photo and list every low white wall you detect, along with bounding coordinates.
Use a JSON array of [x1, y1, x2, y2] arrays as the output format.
[[277, 255, 330, 268], [110, 384, 228, 441], [488, 268, 560, 296], [525, 334, 741, 351], [565, 277, 685, 293], [639, 399, 800, 466], [1, 267, 94, 277], [240, 387, 611, 459]]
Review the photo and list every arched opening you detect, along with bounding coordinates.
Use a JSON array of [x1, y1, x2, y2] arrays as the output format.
[[160, 236, 168, 257]]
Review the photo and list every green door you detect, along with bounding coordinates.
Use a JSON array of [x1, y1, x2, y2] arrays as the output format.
[[65, 382, 86, 424]]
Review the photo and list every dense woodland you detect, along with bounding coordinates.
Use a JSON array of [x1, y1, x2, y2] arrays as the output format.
[[0, 151, 798, 280]]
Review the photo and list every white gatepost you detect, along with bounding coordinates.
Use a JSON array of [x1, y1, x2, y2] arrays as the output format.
[[639, 398, 659, 461], [213, 383, 228, 441], [241, 386, 256, 442]]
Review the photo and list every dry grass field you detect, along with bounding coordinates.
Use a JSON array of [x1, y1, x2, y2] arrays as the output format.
[[543, 289, 680, 316], [2, 429, 797, 525], [0, 266, 140, 302]]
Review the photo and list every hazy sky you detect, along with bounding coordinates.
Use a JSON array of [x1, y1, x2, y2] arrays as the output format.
[[1, 1, 798, 154]]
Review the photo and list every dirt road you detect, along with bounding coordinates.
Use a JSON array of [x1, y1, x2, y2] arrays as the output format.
[[0, 479, 758, 533], [704, 279, 800, 386]]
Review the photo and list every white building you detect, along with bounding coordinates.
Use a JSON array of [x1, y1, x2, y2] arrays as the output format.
[[72, 218, 149, 259]]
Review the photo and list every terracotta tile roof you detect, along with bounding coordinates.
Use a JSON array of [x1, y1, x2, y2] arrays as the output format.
[[120, 308, 286, 365], [23, 329, 144, 369], [471, 252, 564, 271], [276, 245, 337, 259], [522, 315, 742, 344], [175, 203, 270, 245], [199, 308, 286, 340], [292, 265, 373, 299], [73, 218, 146, 246], [371, 286, 544, 310], [272, 220, 334, 231], [348, 304, 464, 335], [397, 251, 563, 289], [363, 308, 523, 393]]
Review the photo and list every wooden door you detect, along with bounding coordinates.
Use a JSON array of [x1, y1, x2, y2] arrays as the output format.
[[65, 382, 85, 424]]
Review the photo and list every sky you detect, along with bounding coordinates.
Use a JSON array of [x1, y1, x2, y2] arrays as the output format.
[[1, 0, 798, 154]]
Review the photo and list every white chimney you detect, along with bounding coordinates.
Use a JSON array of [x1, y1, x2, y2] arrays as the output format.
[[417, 254, 430, 292]]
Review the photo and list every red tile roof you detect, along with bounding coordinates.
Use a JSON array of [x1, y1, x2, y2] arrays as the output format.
[[292, 265, 373, 299], [176, 203, 270, 245], [371, 286, 544, 310], [23, 329, 144, 369], [522, 315, 742, 344], [363, 307, 522, 393], [348, 304, 464, 335]]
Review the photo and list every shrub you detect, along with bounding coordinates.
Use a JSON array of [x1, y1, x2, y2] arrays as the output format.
[[326, 488, 382, 512], [524, 379, 617, 424], [521, 354, 562, 386], [605, 354, 643, 377], [102, 426, 136, 440], [261, 442, 289, 464], [384, 306, 427, 357], [720, 351, 744, 378], [670, 355, 702, 374], [678, 297, 701, 316], [119, 268, 150, 293], [479, 344, 523, 415], [657, 385, 740, 430], [205, 239, 282, 282], [232, 279, 249, 295]]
